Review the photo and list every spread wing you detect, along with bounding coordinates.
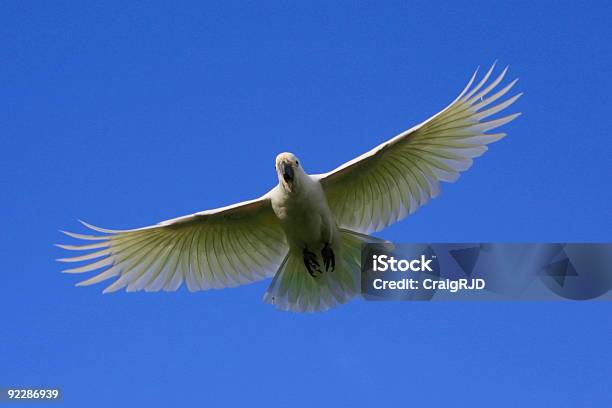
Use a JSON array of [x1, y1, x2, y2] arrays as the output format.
[[57, 195, 287, 292], [317, 63, 522, 234]]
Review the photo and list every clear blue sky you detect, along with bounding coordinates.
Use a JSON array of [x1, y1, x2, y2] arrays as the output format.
[[1, 1, 611, 406]]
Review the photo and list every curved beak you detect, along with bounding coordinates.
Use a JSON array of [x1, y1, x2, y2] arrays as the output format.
[[281, 161, 294, 183]]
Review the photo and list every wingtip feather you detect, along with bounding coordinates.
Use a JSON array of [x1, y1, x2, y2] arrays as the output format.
[[78, 219, 123, 234], [60, 230, 110, 241]]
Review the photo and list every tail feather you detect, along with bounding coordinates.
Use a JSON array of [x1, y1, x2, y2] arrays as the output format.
[[263, 229, 386, 312]]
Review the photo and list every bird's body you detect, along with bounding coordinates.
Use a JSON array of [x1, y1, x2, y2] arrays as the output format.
[[271, 171, 335, 251], [270, 153, 339, 277], [58, 63, 522, 312]]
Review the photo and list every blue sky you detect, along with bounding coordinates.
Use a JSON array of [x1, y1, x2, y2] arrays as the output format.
[[1, 1, 611, 406]]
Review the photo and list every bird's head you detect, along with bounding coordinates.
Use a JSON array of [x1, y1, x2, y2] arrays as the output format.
[[275, 152, 304, 192]]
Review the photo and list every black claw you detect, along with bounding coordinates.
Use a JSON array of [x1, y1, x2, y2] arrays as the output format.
[[322, 243, 335, 272], [303, 248, 322, 277]]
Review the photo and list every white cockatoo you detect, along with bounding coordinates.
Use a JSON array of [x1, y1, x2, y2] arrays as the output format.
[[58, 64, 521, 312]]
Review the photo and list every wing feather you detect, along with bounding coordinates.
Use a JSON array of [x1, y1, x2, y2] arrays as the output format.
[[318, 63, 521, 233], [58, 195, 287, 292]]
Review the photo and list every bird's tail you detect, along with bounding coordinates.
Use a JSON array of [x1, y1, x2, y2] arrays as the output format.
[[263, 229, 385, 312]]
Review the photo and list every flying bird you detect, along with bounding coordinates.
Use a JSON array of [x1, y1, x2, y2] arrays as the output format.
[[58, 63, 522, 312]]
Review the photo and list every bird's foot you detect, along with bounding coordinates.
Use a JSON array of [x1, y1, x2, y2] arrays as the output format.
[[303, 248, 322, 278], [322, 243, 335, 272]]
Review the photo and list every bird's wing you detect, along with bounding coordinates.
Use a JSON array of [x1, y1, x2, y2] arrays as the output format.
[[57, 195, 287, 292], [316, 63, 522, 234]]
